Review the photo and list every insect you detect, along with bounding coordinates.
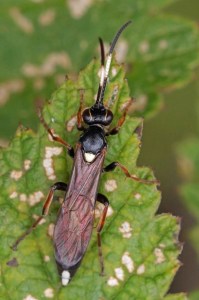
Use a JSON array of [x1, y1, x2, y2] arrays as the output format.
[[11, 21, 158, 286]]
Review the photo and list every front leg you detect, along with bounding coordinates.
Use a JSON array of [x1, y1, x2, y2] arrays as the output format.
[[103, 162, 159, 185], [38, 108, 74, 158], [106, 98, 133, 136], [77, 89, 85, 131], [96, 193, 109, 276]]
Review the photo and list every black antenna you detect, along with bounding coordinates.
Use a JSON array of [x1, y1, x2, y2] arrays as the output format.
[[95, 20, 132, 107]]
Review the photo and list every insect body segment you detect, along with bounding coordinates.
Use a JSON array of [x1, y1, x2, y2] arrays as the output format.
[[11, 21, 158, 286]]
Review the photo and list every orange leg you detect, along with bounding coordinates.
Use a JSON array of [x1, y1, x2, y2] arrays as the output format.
[[106, 98, 133, 136], [11, 182, 68, 251], [103, 162, 159, 185], [96, 193, 109, 276], [38, 108, 74, 157], [77, 89, 85, 131]]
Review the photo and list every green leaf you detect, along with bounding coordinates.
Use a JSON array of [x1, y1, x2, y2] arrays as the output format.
[[1, 0, 199, 140], [176, 138, 199, 299], [0, 59, 184, 299]]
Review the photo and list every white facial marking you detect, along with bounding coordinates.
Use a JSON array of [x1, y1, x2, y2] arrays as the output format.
[[104, 179, 117, 192], [154, 247, 165, 264], [137, 264, 145, 275], [114, 267, 124, 281], [122, 252, 134, 273], [44, 288, 54, 298], [84, 152, 96, 163], [119, 221, 133, 238], [62, 270, 70, 286], [107, 276, 119, 287]]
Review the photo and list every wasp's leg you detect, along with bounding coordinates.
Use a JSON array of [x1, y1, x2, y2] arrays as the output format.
[[103, 162, 159, 185], [96, 193, 109, 276], [11, 182, 68, 251], [38, 109, 74, 158], [106, 98, 133, 136], [77, 89, 85, 131]]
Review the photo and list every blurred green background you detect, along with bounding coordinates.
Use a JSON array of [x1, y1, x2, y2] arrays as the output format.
[[1, 0, 199, 295], [140, 0, 199, 294]]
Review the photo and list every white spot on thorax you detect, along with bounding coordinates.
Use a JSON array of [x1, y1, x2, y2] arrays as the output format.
[[107, 276, 119, 286], [62, 270, 70, 286], [119, 221, 133, 238], [154, 247, 165, 264], [137, 264, 145, 275], [84, 152, 96, 163], [44, 288, 54, 298], [114, 267, 124, 281], [104, 179, 117, 192], [122, 252, 134, 273], [9, 8, 34, 34]]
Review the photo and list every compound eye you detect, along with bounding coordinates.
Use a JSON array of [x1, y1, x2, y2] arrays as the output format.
[[82, 107, 113, 126], [103, 109, 113, 125], [82, 108, 93, 125]]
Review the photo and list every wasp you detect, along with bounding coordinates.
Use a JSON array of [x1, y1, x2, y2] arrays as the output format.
[[12, 21, 158, 286]]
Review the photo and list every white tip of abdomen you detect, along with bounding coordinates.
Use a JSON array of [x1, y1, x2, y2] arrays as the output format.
[[62, 270, 71, 286]]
